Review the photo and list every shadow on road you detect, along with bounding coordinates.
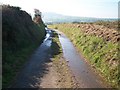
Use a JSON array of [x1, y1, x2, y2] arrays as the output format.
[[8, 30, 61, 88]]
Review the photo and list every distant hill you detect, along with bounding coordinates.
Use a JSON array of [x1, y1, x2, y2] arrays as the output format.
[[42, 12, 117, 24]]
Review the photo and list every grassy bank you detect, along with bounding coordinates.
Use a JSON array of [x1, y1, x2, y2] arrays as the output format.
[[51, 31, 78, 88], [2, 5, 46, 87], [49, 23, 119, 88], [3, 44, 38, 87]]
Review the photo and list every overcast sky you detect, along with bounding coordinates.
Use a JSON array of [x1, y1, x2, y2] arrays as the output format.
[[1, 0, 119, 18]]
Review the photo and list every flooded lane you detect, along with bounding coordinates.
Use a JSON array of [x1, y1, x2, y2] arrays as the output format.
[[12, 29, 53, 88], [57, 30, 106, 88], [11, 28, 107, 88]]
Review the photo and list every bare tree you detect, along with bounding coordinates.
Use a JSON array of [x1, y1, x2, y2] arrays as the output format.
[[34, 9, 41, 17], [33, 9, 43, 24]]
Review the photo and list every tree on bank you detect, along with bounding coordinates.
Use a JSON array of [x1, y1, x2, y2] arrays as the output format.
[[33, 9, 42, 24]]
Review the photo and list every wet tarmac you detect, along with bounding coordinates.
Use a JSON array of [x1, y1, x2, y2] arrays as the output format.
[[11, 29, 107, 88], [11, 29, 53, 88], [56, 30, 106, 88]]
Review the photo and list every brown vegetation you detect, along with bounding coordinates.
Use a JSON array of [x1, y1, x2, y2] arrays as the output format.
[[77, 23, 120, 43], [49, 22, 119, 87]]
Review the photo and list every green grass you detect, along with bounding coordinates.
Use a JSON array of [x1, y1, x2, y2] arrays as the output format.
[[49, 23, 119, 88], [51, 31, 62, 57], [3, 43, 39, 87]]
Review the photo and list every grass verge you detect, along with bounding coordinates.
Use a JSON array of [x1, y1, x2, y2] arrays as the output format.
[[49, 24, 119, 88], [3, 44, 40, 87]]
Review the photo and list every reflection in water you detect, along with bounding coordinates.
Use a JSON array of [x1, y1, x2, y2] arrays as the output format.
[[44, 29, 53, 42]]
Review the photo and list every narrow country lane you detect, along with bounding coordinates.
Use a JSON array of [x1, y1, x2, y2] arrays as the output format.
[[11, 29, 108, 88]]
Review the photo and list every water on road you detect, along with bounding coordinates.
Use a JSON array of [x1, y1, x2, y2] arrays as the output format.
[[11, 29, 108, 88], [11, 29, 54, 88], [57, 30, 106, 88]]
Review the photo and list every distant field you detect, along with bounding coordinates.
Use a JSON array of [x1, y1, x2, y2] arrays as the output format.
[[91, 21, 119, 30], [49, 21, 119, 88]]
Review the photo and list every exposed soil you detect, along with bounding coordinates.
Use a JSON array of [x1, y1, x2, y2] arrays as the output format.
[[39, 55, 78, 88], [38, 62, 59, 88], [53, 56, 78, 88]]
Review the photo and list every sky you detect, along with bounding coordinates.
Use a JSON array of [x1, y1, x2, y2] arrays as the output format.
[[1, 0, 119, 18]]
